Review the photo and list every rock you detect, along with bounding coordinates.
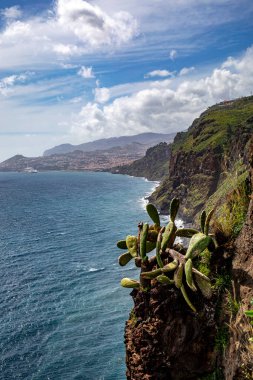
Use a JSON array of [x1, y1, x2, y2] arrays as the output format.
[[125, 284, 219, 380]]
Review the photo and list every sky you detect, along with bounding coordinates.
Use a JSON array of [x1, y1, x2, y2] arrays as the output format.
[[0, 0, 253, 161]]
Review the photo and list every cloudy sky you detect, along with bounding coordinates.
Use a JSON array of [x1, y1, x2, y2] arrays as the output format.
[[0, 0, 253, 161]]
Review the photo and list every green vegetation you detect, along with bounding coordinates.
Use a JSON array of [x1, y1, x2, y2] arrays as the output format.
[[226, 291, 240, 317], [172, 96, 253, 154], [129, 309, 138, 327], [215, 325, 230, 352], [245, 300, 253, 329], [213, 272, 231, 292], [205, 160, 250, 239], [117, 200, 218, 312], [150, 96, 253, 221], [114, 142, 171, 180], [195, 248, 211, 277]]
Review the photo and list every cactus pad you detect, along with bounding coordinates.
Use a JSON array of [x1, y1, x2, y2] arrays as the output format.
[[169, 198, 180, 222], [118, 252, 133, 266], [121, 278, 140, 288], [146, 203, 160, 226], [126, 235, 138, 258], [185, 233, 212, 259]]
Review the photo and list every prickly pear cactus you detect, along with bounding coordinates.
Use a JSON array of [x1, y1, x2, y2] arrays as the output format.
[[116, 199, 217, 312]]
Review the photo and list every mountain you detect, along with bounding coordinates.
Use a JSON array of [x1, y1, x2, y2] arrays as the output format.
[[0, 143, 150, 172], [43, 132, 176, 156]]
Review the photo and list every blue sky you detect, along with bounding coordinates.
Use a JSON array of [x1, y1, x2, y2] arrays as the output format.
[[0, 0, 253, 161]]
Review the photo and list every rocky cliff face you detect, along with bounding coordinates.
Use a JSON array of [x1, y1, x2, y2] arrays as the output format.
[[125, 284, 220, 380], [149, 96, 253, 221], [124, 148, 253, 380], [111, 143, 171, 181], [222, 140, 253, 380], [123, 98, 253, 380]]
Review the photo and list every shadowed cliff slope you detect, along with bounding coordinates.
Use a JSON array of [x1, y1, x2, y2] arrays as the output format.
[[150, 96, 253, 221], [115, 96, 253, 222], [122, 97, 253, 380], [111, 142, 171, 181]]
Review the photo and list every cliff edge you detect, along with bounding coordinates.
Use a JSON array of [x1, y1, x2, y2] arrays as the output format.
[[122, 98, 253, 380]]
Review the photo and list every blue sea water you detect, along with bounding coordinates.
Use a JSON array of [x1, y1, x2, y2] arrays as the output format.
[[0, 171, 158, 380]]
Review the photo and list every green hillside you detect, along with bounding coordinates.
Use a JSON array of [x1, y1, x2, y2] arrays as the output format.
[[149, 96, 253, 223]]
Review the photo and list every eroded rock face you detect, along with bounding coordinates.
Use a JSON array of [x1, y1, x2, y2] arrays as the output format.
[[124, 138, 253, 380], [223, 147, 253, 380], [125, 285, 218, 380]]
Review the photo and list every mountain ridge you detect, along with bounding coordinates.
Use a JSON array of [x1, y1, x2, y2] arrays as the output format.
[[43, 132, 176, 156]]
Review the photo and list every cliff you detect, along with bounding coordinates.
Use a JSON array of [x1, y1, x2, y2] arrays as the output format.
[[121, 97, 253, 380], [222, 140, 253, 380], [149, 96, 253, 221], [123, 141, 253, 380], [111, 142, 171, 181]]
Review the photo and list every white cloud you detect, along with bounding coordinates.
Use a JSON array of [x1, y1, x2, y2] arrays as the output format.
[[94, 87, 110, 103], [1, 6, 22, 20], [144, 70, 175, 78], [78, 66, 95, 78], [179, 66, 195, 76], [0, 0, 250, 70], [169, 49, 177, 60], [70, 45, 253, 141], [0, 0, 139, 69], [53, 44, 79, 56], [60, 63, 79, 69], [69, 96, 83, 103], [0, 73, 30, 96], [56, 0, 138, 47]]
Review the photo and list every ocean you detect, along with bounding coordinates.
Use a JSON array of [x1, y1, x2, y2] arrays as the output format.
[[0, 171, 159, 380]]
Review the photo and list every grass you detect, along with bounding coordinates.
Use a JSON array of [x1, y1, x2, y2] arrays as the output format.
[[195, 248, 211, 277], [226, 290, 240, 318], [129, 309, 138, 327], [215, 325, 230, 352], [203, 159, 250, 239], [172, 96, 253, 154], [213, 272, 231, 292]]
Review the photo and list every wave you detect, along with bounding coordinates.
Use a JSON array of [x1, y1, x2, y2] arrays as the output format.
[[88, 267, 105, 273], [138, 179, 161, 211], [138, 196, 149, 210]]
